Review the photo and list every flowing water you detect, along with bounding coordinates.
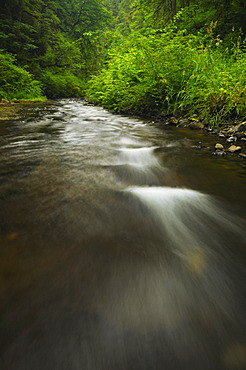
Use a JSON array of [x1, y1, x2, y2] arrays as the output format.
[[0, 99, 245, 370]]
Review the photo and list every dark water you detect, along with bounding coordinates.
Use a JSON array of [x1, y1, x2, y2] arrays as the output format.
[[0, 99, 245, 370]]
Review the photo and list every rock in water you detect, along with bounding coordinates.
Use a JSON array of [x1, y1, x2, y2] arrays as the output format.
[[215, 143, 224, 151], [239, 153, 246, 159], [227, 145, 242, 153]]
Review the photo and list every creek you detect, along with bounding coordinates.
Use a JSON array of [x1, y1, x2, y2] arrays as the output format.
[[0, 99, 245, 370]]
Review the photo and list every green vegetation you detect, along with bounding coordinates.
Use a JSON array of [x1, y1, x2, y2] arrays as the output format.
[[86, 24, 246, 125], [0, 0, 246, 126], [85, 1, 246, 125], [0, 50, 44, 101], [0, 0, 111, 100]]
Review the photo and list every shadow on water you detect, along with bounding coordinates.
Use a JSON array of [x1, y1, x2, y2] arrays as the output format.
[[0, 99, 245, 369]]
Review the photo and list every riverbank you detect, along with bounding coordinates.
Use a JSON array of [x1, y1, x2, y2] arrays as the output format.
[[157, 113, 246, 159], [91, 99, 246, 160], [0, 99, 48, 120]]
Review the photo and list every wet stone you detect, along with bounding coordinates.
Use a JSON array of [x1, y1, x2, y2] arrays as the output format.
[[227, 145, 242, 153], [239, 153, 246, 159], [227, 136, 237, 143], [190, 121, 204, 130], [235, 122, 246, 132], [234, 132, 244, 139], [178, 119, 190, 127], [212, 150, 226, 156], [169, 117, 179, 125], [211, 129, 219, 135], [215, 143, 224, 151]]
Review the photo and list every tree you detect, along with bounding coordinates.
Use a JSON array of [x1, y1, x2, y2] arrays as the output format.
[[0, 0, 38, 61], [0, 0, 113, 97], [136, 0, 246, 37]]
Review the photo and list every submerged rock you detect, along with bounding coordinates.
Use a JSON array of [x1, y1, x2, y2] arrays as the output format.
[[212, 150, 226, 156], [239, 153, 246, 159]]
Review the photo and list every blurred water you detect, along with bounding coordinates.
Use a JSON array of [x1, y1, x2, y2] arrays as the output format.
[[0, 99, 245, 370]]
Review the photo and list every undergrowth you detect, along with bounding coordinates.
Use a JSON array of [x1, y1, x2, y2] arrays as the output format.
[[0, 50, 45, 101], [85, 25, 246, 126]]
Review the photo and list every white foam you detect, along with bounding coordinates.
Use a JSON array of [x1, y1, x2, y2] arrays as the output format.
[[128, 186, 201, 203], [118, 147, 159, 168], [127, 186, 245, 255]]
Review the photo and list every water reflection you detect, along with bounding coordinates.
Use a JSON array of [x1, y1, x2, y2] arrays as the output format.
[[0, 99, 245, 370]]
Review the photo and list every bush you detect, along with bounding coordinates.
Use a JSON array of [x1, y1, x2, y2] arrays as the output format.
[[85, 29, 246, 125], [177, 47, 246, 125], [39, 68, 85, 98], [0, 50, 44, 101]]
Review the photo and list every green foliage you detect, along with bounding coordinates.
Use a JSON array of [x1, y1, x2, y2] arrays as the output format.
[[86, 28, 246, 124], [174, 47, 246, 125], [40, 33, 82, 69], [57, 0, 111, 36], [86, 30, 191, 113], [0, 50, 44, 101], [0, 0, 112, 98], [137, 0, 246, 39], [0, 17, 37, 61], [0, 0, 246, 113], [39, 69, 85, 98]]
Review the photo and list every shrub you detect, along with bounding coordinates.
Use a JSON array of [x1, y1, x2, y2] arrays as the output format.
[[86, 29, 246, 125], [0, 50, 44, 101], [39, 68, 85, 98]]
